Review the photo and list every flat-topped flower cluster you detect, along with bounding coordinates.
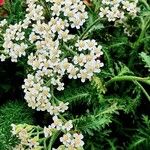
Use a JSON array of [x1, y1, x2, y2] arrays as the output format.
[[11, 117, 84, 150], [99, 0, 139, 22]]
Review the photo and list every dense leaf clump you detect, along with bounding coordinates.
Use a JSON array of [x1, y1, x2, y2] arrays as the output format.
[[0, 100, 34, 149]]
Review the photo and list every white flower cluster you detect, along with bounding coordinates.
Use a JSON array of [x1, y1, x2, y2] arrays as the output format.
[[22, 74, 69, 113], [58, 133, 84, 150], [99, 0, 139, 22], [22, 74, 51, 111], [0, 19, 7, 27], [23, 38, 103, 112], [11, 124, 41, 150], [21, 74, 84, 149], [74, 40, 104, 82], [43, 117, 74, 138], [44, 115, 84, 150], [0, 0, 44, 62], [0, 0, 103, 85], [1, 0, 104, 149], [46, 0, 88, 29], [0, 0, 104, 115], [27, 38, 104, 87], [16, 0, 103, 113], [11, 116, 84, 150]]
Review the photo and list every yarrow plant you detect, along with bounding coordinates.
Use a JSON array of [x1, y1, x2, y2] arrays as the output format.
[[0, 0, 104, 149], [1, 0, 149, 149]]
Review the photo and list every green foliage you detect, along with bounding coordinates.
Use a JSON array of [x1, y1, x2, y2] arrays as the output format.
[[58, 82, 91, 104], [1, 0, 26, 22], [74, 103, 121, 135], [140, 52, 150, 72], [128, 115, 150, 150], [91, 76, 107, 94], [0, 100, 34, 150]]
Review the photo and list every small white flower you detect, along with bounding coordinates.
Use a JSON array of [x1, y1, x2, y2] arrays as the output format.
[[44, 126, 52, 137], [16, 32, 25, 41], [58, 102, 69, 113], [60, 133, 72, 147], [63, 120, 73, 131], [0, 54, 6, 62], [11, 124, 17, 135], [99, 7, 109, 18], [51, 116, 63, 130], [28, 137, 39, 148], [73, 133, 84, 148], [0, 19, 7, 27]]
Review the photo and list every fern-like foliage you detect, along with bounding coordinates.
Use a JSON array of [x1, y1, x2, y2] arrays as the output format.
[[128, 115, 150, 150], [140, 52, 150, 72], [91, 76, 107, 94], [55, 80, 92, 106], [2, 0, 26, 23], [74, 103, 121, 135], [0, 100, 34, 150]]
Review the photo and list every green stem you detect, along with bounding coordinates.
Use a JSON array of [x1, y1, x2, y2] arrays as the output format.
[[105, 76, 150, 87], [0, 33, 3, 37], [31, 131, 43, 136], [52, 95, 59, 102], [107, 42, 127, 48], [59, 114, 67, 122], [134, 81, 150, 102], [45, 79, 51, 87], [48, 131, 61, 150], [50, 85, 60, 102], [63, 43, 77, 55], [44, 138, 47, 149], [128, 17, 150, 68], [79, 17, 101, 40], [134, 18, 150, 47], [38, 137, 47, 143], [40, 0, 51, 18], [140, 36, 150, 42], [141, 0, 150, 10]]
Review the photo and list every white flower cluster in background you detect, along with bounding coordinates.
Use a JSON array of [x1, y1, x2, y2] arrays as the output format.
[[99, 0, 139, 22]]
